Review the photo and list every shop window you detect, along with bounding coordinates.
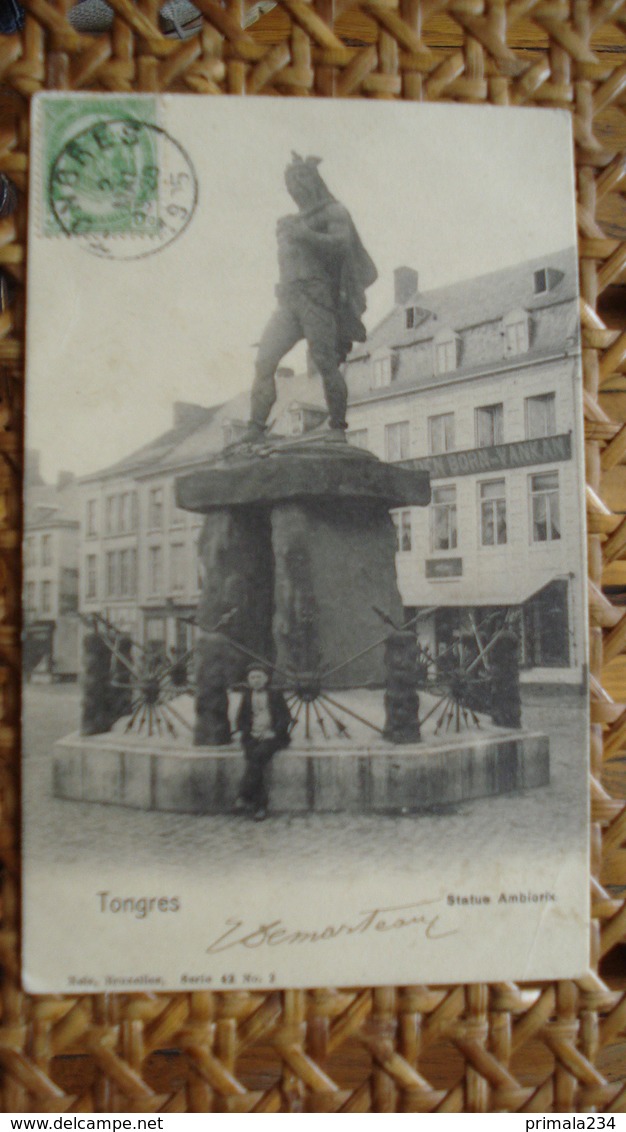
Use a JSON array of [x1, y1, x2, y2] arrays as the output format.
[[434, 607, 461, 657], [530, 471, 560, 542], [431, 485, 457, 551], [522, 580, 569, 667], [392, 510, 412, 552], [480, 480, 507, 546], [145, 618, 167, 665]]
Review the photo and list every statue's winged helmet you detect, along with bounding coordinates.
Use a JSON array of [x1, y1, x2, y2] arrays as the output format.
[[284, 152, 334, 205], [283, 152, 378, 358]]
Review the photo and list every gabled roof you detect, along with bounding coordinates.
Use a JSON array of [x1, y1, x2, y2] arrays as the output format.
[[26, 505, 79, 531], [24, 479, 81, 528], [74, 372, 328, 488], [153, 373, 327, 475], [349, 343, 579, 406], [287, 400, 327, 414], [349, 246, 578, 360], [24, 483, 58, 513], [146, 393, 250, 474], [79, 404, 222, 484]]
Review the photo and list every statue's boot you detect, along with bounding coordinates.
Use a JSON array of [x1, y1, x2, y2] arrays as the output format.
[[297, 421, 347, 444], [229, 421, 268, 448]]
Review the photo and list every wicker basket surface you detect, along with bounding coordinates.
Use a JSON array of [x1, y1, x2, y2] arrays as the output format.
[[0, 0, 625, 1113]]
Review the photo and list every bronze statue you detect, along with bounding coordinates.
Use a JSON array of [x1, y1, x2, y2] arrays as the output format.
[[243, 153, 378, 442]]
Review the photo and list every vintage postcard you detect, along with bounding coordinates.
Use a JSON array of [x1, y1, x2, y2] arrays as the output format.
[[22, 94, 589, 992]]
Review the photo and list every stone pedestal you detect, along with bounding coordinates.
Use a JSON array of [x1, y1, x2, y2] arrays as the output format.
[[53, 728, 550, 815], [196, 508, 274, 670], [271, 499, 403, 685], [176, 441, 431, 742], [193, 508, 274, 743]]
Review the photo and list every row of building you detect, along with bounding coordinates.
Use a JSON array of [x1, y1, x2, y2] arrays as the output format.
[[24, 245, 586, 686]]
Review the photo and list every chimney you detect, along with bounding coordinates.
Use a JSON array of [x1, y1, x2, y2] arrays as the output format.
[[394, 266, 418, 306], [173, 401, 210, 430], [57, 470, 75, 490]]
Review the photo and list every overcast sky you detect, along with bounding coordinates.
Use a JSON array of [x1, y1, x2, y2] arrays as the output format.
[[27, 97, 577, 480]]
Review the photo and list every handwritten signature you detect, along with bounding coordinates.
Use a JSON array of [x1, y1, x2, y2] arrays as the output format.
[[206, 900, 457, 955]]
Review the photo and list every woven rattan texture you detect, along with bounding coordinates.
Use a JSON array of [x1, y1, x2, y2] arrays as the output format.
[[0, 0, 625, 1113]]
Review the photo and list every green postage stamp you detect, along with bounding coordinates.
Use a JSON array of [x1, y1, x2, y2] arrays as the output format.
[[37, 94, 197, 259]]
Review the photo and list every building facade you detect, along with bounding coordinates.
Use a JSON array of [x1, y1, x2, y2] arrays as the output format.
[[23, 453, 81, 679], [75, 251, 585, 687], [77, 385, 327, 657], [79, 402, 218, 650], [343, 247, 586, 685]]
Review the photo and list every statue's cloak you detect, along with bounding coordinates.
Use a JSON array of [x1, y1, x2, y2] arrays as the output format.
[[289, 183, 378, 362], [336, 209, 378, 362]]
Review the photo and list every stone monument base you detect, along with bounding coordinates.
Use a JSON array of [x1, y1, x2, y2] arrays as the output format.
[[52, 730, 549, 816]]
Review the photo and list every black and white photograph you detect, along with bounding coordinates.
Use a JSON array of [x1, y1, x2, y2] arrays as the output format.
[[22, 94, 589, 992]]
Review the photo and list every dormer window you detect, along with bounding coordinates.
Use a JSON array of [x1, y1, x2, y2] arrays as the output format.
[[287, 403, 327, 436], [371, 349, 395, 389], [222, 419, 247, 447], [373, 357, 391, 387], [403, 303, 429, 332], [503, 309, 529, 356], [534, 267, 564, 294], [288, 408, 305, 436], [434, 330, 460, 375], [534, 269, 548, 294]]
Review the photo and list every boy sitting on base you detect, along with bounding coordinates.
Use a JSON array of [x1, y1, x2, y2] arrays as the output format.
[[233, 665, 292, 822]]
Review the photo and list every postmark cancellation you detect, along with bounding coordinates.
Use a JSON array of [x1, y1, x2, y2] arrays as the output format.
[[36, 94, 197, 259]]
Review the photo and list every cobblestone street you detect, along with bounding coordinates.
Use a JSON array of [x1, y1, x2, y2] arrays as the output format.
[[23, 682, 587, 881]]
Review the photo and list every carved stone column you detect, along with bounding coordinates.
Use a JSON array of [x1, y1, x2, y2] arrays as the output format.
[[81, 631, 115, 736], [194, 507, 274, 745], [490, 628, 522, 729], [176, 441, 431, 740], [271, 499, 402, 687], [383, 629, 421, 743]]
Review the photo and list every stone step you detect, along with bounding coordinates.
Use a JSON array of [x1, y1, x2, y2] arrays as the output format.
[[52, 732, 550, 816]]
